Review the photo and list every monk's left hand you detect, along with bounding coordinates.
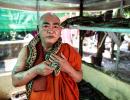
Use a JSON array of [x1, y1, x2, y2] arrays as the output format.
[[50, 53, 72, 73]]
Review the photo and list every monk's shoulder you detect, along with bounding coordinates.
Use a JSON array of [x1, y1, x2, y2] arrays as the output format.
[[61, 43, 74, 51], [61, 43, 80, 56]]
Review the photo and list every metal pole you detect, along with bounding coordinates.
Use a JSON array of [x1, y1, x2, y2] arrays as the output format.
[[70, 25, 130, 33], [79, 0, 84, 57], [36, 0, 40, 32]]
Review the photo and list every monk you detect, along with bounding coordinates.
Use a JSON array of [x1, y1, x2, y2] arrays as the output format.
[[12, 13, 82, 100]]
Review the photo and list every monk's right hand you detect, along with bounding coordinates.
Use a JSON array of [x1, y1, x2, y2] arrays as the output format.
[[36, 61, 54, 76]]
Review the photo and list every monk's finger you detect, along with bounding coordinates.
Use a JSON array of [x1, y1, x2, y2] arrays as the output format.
[[49, 58, 54, 63], [50, 54, 62, 62], [52, 54, 63, 61], [44, 60, 51, 65], [60, 53, 67, 60], [49, 55, 59, 63]]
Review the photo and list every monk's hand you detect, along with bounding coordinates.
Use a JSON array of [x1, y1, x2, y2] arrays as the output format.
[[36, 61, 54, 76], [50, 53, 71, 73]]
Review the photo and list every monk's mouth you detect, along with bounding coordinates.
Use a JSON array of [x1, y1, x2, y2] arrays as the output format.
[[46, 36, 55, 39]]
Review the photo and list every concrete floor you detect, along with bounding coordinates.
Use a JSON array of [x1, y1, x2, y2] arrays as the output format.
[[0, 72, 25, 100]]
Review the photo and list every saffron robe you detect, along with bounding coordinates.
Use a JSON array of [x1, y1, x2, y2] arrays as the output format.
[[29, 42, 81, 100]]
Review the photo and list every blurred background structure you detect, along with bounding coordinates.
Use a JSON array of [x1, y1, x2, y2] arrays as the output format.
[[0, 0, 130, 100]]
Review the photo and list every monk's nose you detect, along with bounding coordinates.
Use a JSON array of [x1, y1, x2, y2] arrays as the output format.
[[47, 30, 53, 34], [47, 26, 55, 34]]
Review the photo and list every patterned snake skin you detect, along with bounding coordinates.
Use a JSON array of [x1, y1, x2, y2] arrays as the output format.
[[25, 35, 62, 99]]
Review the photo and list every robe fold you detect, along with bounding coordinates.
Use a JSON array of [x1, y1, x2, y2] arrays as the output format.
[[29, 42, 81, 100]]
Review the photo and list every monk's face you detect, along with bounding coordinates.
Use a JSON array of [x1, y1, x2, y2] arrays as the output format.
[[39, 14, 62, 45]]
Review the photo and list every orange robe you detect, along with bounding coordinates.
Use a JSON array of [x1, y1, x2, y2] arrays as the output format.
[[29, 42, 81, 100]]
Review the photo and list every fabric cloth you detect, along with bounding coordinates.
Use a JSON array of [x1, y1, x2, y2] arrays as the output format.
[[25, 36, 62, 99], [29, 42, 81, 100]]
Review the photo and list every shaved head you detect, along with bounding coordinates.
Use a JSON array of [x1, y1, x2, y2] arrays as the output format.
[[40, 13, 60, 24]]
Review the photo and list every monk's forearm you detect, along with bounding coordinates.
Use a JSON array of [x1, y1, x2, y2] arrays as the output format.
[[67, 67, 83, 82], [12, 67, 37, 87]]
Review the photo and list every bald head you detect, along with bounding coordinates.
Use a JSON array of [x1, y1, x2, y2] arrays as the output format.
[[40, 13, 60, 24]]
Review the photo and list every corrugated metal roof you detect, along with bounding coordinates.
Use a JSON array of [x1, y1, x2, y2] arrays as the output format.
[[0, 0, 130, 11]]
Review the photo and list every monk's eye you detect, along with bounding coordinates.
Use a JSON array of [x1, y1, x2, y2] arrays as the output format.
[[53, 25, 59, 28], [42, 25, 49, 28]]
